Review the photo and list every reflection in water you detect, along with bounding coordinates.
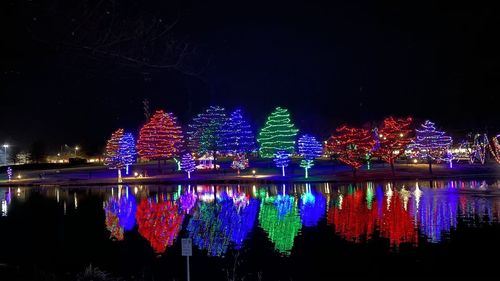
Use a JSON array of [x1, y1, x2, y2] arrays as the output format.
[[187, 192, 259, 256], [136, 196, 184, 254], [259, 195, 302, 255], [187, 201, 230, 257], [300, 192, 326, 227], [3, 180, 499, 258]]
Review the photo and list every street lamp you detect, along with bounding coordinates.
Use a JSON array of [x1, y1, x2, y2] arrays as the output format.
[[74, 146, 79, 157], [2, 144, 8, 165]]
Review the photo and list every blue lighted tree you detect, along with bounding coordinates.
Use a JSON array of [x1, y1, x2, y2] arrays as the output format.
[[297, 134, 323, 178], [221, 109, 256, 154], [121, 132, 136, 175], [273, 150, 290, 176], [180, 153, 196, 179]]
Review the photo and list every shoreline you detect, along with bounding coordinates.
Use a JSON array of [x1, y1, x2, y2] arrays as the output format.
[[1, 163, 499, 187]]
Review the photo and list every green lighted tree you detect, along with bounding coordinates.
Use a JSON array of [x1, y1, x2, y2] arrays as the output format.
[[257, 107, 299, 158]]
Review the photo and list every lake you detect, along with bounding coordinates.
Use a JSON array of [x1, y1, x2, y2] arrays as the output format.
[[1, 179, 500, 279]]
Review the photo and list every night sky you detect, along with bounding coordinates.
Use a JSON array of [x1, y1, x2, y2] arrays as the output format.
[[1, 0, 499, 154]]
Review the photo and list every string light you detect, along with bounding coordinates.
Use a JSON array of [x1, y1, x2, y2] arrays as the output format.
[[231, 153, 249, 175], [104, 129, 136, 181], [273, 150, 290, 177], [408, 120, 453, 171], [326, 125, 375, 174], [137, 110, 183, 160], [258, 107, 299, 158], [488, 134, 500, 164], [180, 153, 196, 179], [297, 134, 322, 179], [374, 116, 413, 175], [187, 106, 227, 155], [221, 109, 256, 154]]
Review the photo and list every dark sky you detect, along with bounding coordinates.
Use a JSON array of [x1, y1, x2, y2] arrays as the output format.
[[1, 0, 499, 154]]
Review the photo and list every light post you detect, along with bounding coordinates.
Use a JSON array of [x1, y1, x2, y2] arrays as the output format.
[[2, 144, 8, 165], [74, 146, 79, 157]]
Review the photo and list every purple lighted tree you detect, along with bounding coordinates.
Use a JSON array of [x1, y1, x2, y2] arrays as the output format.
[[409, 120, 453, 173], [273, 150, 290, 177], [297, 134, 323, 179], [180, 153, 196, 179]]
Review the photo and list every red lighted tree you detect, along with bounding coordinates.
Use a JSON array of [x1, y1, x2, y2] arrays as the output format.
[[326, 126, 375, 176], [137, 110, 183, 165], [375, 117, 413, 175]]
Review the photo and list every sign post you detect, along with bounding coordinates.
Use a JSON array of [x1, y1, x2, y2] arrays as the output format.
[[181, 238, 192, 281]]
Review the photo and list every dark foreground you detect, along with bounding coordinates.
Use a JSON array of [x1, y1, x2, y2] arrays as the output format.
[[1, 180, 500, 280]]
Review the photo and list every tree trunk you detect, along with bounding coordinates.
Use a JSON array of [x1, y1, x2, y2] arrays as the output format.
[[390, 159, 395, 177], [353, 168, 357, 178]]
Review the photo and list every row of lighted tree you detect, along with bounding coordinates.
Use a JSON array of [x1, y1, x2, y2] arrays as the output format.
[[104, 106, 500, 179], [103, 184, 497, 256]]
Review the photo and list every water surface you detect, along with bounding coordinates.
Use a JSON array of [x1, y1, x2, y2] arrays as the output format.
[[1, 180, 499, 279]]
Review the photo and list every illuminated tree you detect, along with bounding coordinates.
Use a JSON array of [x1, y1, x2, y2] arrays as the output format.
[[374, 117, 413, 175], [231, 153, 249, 175], [187, 106, 228, 155], [273, 150, 290, 176], [221, 109, 256, 154], [489, 134, 500, 164], [409, 120, 453, 173], [180, 153, 196, 179], [137, 110, 184, 163], [105, 129, 137, 181], [121, 133, 136, 175], [258, 107, 299, 158], [326, 126, 375, 176], [297, 134, 323, 178]]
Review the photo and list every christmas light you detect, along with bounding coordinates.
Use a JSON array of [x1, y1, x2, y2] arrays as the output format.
[[489, 134, 500, 164], [6, 167, 12, 181], [408, 120, 453, 173], [122, 132, 136, 175], [180, 153, 196, 179], [471, 133, 488, 164], [273, 150, 290, 176], [137, 110, 184, 161], [373, 116, 413, 175], [187, 106, 227, 155], [221, 109, 256, 154], [297, 134, 322, 179], [258, 107, 299, 158], [105, 129, 136, 181], [231, 153, 249, 175], [326, 125, 375, 175]]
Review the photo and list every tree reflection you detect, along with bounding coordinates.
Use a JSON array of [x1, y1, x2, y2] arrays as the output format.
[[258, 195, 302, 255], [136, 196, 184, 254]]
